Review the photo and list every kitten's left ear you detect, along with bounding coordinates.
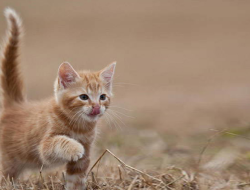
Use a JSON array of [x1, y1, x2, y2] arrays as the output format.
[[58, 62, 80, 89], [100, 62, 116, 91]]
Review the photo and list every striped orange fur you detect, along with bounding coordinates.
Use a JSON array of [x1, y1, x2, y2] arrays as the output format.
[[0, 8, 116, 190]]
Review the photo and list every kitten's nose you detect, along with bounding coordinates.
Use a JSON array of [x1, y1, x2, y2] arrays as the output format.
[[91, 105, 100, 116]]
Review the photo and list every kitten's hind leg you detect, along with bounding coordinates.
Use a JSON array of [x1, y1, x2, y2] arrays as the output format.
[[39, 135, 84, 165]]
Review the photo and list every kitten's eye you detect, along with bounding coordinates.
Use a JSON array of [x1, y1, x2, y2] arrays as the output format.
[[100, 94, 106, 101], [79, 94, 89, 100]]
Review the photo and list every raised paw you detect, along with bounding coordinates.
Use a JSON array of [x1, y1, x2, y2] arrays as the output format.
[[41, 136, 85, 164], [72, 148, 84, 162], [64, 142, 85, 162]]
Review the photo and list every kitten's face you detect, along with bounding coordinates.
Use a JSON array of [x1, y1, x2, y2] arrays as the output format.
[[54, 62, 116, 122]]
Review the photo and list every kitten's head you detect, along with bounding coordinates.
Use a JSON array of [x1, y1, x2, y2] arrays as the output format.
[[54, 62, 116, 122]]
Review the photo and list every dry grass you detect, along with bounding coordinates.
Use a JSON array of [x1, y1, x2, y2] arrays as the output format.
[[1, 151, 250, 190], [0, 1, 250, 189], [1, 126, 250, 190]]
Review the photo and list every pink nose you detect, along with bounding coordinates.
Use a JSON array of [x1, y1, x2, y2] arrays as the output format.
[[91, 105, 100, 116]]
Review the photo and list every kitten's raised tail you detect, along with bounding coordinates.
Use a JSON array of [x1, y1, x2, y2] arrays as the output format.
[[0, 8, 24, 108]]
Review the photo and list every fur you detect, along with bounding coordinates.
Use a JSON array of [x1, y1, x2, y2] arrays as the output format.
[[0, 8, 116, 190]]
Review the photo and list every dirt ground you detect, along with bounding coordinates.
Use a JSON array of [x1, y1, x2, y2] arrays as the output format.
[[1, 1, 250, 189]]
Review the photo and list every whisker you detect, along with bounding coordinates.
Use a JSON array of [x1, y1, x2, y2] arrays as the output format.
[[108, 109, 135, 119], [75, 112, 84, 132], [104, 112, 118, 130], [70, 110, 83, 127], [108, 106, 133, 112], [68, 110, 81, 126], [103, 114, 113, 130], [114, 82, 140, 86], [105, 112, 122, 131], [108, 110, 127, 128]]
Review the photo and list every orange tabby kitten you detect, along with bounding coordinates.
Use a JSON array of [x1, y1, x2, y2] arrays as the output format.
[[0, 8, 116, 190]]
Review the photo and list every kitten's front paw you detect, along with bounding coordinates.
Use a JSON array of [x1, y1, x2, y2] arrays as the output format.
[[65, 143, 85, 162]]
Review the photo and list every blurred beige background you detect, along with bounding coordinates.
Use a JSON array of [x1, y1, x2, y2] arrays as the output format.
[[1, 0, 250, 134]]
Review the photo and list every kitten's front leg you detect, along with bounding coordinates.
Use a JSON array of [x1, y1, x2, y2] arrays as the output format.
[[40, 135, 85, 164], [65, 156, 90, 190]]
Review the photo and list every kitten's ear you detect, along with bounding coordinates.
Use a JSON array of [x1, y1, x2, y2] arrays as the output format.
[[58, 62, 80, 89], [100, 62, 116, 91]]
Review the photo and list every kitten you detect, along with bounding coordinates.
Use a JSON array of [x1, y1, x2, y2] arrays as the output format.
[[0, 8, 116, 190]]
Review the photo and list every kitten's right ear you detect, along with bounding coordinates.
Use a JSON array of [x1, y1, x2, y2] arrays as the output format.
[[58, 62, 79, 89]]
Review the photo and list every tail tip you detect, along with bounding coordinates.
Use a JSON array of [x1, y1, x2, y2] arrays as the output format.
[[4, 7, 17, 18], [4, 7, 22, 25]]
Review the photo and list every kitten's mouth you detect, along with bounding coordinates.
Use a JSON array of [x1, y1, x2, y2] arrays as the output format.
[[88, 106, 101, 117]]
